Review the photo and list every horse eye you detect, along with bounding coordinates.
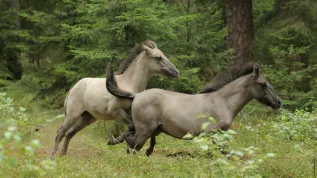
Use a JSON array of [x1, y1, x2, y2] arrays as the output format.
[[261, 82, 267, 87], [156, 57, 162, 60]]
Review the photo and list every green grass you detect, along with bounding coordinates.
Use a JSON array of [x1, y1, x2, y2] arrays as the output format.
[[0, 92, 315, 177], [11, 114, 315, 177]]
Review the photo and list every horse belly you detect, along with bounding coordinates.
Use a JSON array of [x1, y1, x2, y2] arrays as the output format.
[[161, 106, 204, 138], [161, 119, 201, 139]]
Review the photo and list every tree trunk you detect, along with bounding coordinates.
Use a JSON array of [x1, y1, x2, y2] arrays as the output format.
[[226, 0, 254, 65], [7, 0, 22, 80], [10, 0, 20, 28]]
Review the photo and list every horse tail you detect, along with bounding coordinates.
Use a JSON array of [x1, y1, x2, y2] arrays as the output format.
[[64, 90, 70, 117], [106, 65, 135, 101]]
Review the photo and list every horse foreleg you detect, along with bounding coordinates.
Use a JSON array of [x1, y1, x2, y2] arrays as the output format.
[[108, 110, 134, 145], [108, 126, 135, 145], [119, 109, 133, 127], [146, 135, 156, 156], [108, 130, 127, 145], [125, 132, 150, 154]]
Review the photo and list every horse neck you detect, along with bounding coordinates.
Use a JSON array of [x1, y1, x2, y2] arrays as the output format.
[[120, 52, 152, 93], [210, 74, 253, 118]]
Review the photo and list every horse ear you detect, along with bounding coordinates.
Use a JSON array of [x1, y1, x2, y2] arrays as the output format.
[[253, 65, 259, 80], [142, 44, 153, 55]]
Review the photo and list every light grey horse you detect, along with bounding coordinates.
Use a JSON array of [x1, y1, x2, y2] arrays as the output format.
[[50, 40, 179, 157], [106, 63, 281, 156]]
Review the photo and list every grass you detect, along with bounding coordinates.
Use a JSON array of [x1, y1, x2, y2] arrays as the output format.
[[29, 119, 213, 178], [0, 91, 315, 177]]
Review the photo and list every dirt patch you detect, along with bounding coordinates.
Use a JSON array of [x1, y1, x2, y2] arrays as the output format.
[[34, 120, 101, 160], [166, 151, 196, 158]]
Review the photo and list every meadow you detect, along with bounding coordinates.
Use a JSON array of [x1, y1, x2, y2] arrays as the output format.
[[1, 0, 317, 177], [1, 84, 316, 178]]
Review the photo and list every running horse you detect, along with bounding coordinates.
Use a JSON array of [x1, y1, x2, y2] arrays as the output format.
[[50, 40, 179, 157], [106, 63, 281, 156]]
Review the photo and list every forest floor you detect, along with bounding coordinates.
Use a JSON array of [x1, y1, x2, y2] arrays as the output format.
[[1, 89, 315, 177], [15, 110, 315, 177]]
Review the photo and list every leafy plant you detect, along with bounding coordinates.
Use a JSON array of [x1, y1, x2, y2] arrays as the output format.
[[271, 109, 317, 145], [0, 92, 55, 176], [184, 115, 275, 177]]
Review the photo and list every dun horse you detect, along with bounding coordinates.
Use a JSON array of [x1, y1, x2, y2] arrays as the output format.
[[50, 40, 179, 157], [106, 63, 281, 156]]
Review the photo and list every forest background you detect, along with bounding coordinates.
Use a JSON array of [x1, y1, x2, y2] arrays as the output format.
[[1, 0, 317, 177], [1, 0, 317, 109]]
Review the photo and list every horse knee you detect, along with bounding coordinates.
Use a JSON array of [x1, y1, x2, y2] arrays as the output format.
[[55, 126, 66, 139], [65, 127, 78, 139]]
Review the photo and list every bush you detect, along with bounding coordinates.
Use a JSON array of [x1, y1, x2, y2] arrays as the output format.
[[0, 92, 55, 177], [270, 109, 317, 148], [184, 115, 275, 177]]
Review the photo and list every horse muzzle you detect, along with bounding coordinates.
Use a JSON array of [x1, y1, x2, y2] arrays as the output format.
[[163, 68, 179, 78], [272, 98, 282, 109]]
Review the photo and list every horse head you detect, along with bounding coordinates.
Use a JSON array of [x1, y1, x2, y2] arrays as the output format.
[[141, 40, 179, 78], [249, 65, 282, 109]]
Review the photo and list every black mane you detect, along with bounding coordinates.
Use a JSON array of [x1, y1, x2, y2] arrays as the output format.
[[118, 40, 157, 74], [118, 44, 143, 74], [200, 63, 257, 93]]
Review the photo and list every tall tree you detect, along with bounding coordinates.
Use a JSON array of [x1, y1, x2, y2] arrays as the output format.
[[226, 0, 254, 65], [6, 0, 22, 80]]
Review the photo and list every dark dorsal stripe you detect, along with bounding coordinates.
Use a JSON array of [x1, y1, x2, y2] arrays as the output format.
[[118, 40, 157, 74], [200, 62, 257, 93]]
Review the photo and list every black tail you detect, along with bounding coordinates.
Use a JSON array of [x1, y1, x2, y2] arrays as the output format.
[[106, 65, 135, 100]]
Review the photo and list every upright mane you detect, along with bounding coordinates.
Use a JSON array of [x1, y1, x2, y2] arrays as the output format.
[[118, 40, 157, 74], [200, 62, 257, 93]]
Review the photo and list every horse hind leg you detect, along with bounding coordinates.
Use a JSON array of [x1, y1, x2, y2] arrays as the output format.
[[50, 126, 64, 158], [50, 122, 74, 158], [60, 111, 96, 156]]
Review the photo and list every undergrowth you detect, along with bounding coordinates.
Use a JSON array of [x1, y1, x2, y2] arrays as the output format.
[[0, 92, 316, 177]]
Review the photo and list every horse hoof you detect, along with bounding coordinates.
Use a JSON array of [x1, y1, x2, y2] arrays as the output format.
[[108, 140, 115, 145], [108, 139, 119, 145], [146, 149, 153, 157]]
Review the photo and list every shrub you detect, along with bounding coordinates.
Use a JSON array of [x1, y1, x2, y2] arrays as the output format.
[[0, 92, 55, 177]]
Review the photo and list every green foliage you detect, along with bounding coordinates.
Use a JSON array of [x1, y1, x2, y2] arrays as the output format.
[[0, 92, 55, 177], [184, 115, 275, 177], [1, 0, 317, 109], [271, 109, 317, 144], [0, 0, 229, 108], [0, 94, 315, 177], [254, 0, 317, 109], [2, 1, 317, 176]]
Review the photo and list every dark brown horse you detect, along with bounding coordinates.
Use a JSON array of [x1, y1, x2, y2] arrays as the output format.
[[106, 63, 281, 156]]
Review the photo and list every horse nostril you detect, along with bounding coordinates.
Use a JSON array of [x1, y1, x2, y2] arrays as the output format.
[[172, 69, 179, 76], [277, 100, 281, 106]]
